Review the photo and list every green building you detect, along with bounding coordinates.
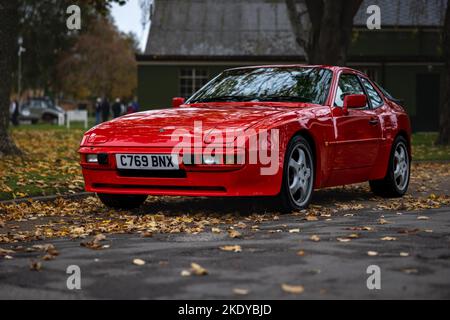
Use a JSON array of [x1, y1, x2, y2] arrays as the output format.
[[137, 0, 447, 131]]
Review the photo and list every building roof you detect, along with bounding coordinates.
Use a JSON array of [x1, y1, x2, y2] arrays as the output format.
[[143, 0, 446, 58]]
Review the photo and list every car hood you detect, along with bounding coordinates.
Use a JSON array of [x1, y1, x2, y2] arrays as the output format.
[[83, 104, 307, 147]]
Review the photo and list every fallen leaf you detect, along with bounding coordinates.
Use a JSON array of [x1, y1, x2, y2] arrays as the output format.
[[297, 250, 305, 256], [417, 216, 429, 220], [336, 237, 351, 242], [347, 226, 373, 231], [367, 251, 378, 256], [310, 235, 320, 242], [397, 228, 421, 234], [400, 252, 410, 257], [380, 236, 397, 241], [211, 227, 222, 233], [289, 228, 300, 233], [305, 215, 318, 221], [93, 234, 106, 242], [402, 268, 418, 274], [281, 283, 304, 294], [0, 248, 15, 256], [378, 218, 389, 225], [42, 254, 55, 261], [190, 263, 208, 276], [233, 288, 249, 295], [80, 234, 107, 250], [133, 258, 145, 266], [235, 222, 247, 229], [180, 270, 191, 277], [29, 260, 42, 271], [141, 231, 153, 238], [228, 229, 242, 239], [220, 245, 242, 253]]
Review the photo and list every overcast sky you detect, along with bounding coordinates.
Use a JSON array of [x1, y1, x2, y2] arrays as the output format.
[[111, 0, 151, 52]]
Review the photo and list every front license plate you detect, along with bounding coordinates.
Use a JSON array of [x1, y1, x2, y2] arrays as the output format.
[[115, 154, 179, 170]]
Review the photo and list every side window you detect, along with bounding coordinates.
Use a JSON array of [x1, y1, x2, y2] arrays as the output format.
[[334, 74, 367, 108], [361, 78, 384, 108]]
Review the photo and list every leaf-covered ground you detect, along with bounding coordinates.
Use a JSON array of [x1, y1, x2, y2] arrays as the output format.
[[0, 127, 85, 200], [0, 126, 449, 201], [0, 161, 448, 244]]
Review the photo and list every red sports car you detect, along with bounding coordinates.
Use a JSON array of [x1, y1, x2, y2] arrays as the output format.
[[79, 65, 411, 212]]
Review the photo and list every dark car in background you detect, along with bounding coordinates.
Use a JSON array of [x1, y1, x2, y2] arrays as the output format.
[[19, 97, 65, 124]]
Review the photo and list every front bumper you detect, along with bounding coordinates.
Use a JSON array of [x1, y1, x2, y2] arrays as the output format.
[[79, 147, 282, 197]]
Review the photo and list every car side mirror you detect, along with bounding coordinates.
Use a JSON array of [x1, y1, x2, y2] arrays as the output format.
[[172, 97, 185, 108], [343, 94, 367, 114]]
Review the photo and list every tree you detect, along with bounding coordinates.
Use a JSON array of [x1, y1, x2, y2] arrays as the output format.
[[17, 1, 99, 93], [0, 1, 22, 156], [437, 0, 450, 145], [56, 16, 137, 100], [285, 0, 363, 66], [0, 0, 128, 156]]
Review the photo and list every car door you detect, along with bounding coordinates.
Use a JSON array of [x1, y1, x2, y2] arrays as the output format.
[[329, 73, 382, 182]]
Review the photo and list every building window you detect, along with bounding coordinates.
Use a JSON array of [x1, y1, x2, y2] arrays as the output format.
[[180, 68, 209, 98]]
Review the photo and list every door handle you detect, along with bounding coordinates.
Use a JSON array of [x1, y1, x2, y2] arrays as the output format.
[[368, 118, 379, 125]]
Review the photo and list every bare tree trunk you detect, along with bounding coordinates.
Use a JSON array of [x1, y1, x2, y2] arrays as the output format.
[[0, 0, 22, 156], [437, 0, 450, 145], [286, 0, 363, 66]]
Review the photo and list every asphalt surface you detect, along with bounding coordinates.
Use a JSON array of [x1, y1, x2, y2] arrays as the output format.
[[1, 205, 449, 299]]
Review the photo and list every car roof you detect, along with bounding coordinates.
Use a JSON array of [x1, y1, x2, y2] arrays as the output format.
[[224, 64, 366, 76]]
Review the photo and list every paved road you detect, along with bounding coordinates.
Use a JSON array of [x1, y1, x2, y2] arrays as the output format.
[[1, 205, 449, 299]]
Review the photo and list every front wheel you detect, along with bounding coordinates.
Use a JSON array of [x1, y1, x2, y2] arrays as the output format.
[[277, 135, 315, 212], [97, 193, 147, 209], [369, 136, 410, 197]]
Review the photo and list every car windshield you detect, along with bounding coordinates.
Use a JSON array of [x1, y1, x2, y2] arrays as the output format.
[[187, 67, 333, 105]]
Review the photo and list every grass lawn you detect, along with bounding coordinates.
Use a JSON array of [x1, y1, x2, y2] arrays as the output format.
[[411, 132, 450, 161], [0, 124, 449, 201]]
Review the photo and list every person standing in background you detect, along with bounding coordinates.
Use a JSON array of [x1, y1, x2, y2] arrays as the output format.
[[95, 97, 102, 124], [132, 97, 140, 113], [112, 98, 122, 118], [101, 97, 110, 123], [10, 99, 19, 126]]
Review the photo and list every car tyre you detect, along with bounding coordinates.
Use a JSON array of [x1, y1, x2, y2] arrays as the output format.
[[277, 135, 315, 213], [97, 193, 147, 209], [369, 136, 410, 198]]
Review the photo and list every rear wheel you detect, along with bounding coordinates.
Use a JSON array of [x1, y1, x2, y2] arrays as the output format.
[[97, 193, 147, 209], [277, 135, 315, 212], [369, 136, 410, 197]]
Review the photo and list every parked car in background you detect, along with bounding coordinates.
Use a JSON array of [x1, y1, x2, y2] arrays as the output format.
[[19, 97, 65, 124]]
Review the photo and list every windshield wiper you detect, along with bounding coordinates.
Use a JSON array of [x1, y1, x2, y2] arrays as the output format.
[[257, 95, 313, 103]]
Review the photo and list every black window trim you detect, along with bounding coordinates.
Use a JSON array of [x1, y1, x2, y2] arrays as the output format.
[[358, 75, 385, 110], [333, 72, 370, 111]]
